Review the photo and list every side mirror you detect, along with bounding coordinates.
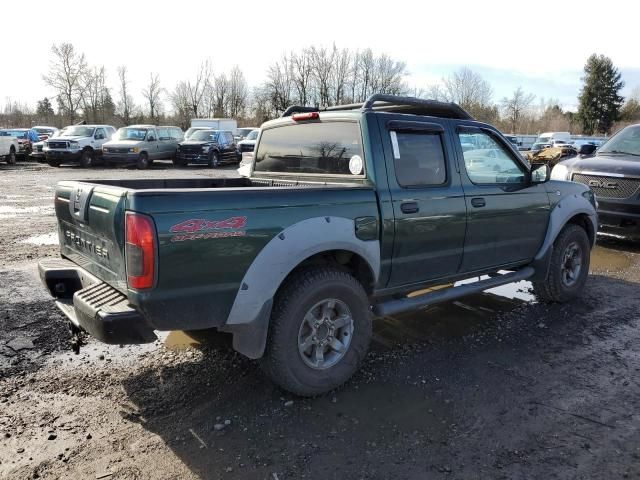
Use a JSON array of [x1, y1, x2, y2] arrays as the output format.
[[530, 162, 550, 183], [148, 136, 156, 142], [578, 144, 597, 156]]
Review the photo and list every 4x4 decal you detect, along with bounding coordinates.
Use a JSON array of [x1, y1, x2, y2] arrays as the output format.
[[169, 216, 247, 242]]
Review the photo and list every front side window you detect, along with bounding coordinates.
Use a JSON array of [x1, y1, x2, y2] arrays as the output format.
[[94, 128, 106, 140], [391, 131, 447, 187], [254, 122, 364, 176], [458, 130, 525, 184]]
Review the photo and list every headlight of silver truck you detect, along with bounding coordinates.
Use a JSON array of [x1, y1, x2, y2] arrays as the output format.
[[550, 164, 569, 181]]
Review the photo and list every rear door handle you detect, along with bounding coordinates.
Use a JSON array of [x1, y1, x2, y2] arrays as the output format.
[[471, 197, 486, 208], [400, 201, 419, 214]]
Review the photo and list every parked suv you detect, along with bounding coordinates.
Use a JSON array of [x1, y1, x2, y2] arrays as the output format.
[[38, 94, 597, 396], [552, 123, 640, 236], [44, 125, 116, 167], [175, 129, 241, 167], [102, 125, 183, 169]]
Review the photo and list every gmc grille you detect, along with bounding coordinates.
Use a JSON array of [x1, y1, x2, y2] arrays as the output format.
[[48, 141, 68, 149], [180, 145, 203, 154], [572, 173, 640, 199]]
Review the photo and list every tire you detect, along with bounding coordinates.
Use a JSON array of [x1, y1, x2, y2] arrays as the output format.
[[6, 148, 16, 165], [208, 151, 220, 168], [261, 266, 372, 396], [533, 224, 590, 303], [47, 159, 61, 167], [136, 152, 149, 170], [80, 149, 94, 168]]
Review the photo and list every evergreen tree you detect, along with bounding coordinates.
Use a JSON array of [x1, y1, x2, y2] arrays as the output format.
[[577, 54, 624, 134], [36, 97, 54, 118]]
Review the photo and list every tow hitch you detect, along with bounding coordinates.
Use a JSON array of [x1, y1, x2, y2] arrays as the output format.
[[69, 322, 85, 354]]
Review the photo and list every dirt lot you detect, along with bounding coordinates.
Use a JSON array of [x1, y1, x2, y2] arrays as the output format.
[[1, 161, 640, 480]]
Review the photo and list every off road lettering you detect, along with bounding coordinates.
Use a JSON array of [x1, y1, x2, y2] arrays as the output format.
[[169, 216, 247, 233]]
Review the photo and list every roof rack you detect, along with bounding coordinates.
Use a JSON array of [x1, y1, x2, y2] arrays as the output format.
[[280, 94, 473, 120]]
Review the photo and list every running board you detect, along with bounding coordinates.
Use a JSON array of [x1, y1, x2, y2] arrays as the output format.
[[373, 267, 535, 317]]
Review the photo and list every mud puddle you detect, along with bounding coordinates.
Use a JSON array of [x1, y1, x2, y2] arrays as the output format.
[[590, 245, 632, 272]]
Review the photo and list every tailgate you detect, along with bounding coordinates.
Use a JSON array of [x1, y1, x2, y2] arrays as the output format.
[[54, 181, 128, 292]]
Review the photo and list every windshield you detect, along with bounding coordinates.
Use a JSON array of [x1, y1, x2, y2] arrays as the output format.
[[238, 128, 254, 137], [537, 136, 551, 143], [0, 130, 27, 138], [63, 126, 95, 137], [184, 127, 204, 139], [113, 128, 148, 141], [190, 130, 218, 141], [34, 128, 54, 134], [598, 125, 640, 156], [246, 130, 259, 140]]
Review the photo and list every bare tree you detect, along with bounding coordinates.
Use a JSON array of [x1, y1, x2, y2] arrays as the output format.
[[141, 73, 163, 123], [43, 43, 88, 123], [291, 49, 313, 106], [186, 60, 212, 118], [116, 65, 134, 125], [228, 66, 248, 118], [441, 67, 493, 117], [331, 47, 351, 105], [169, 81, 191, 129], [501, 87, 536, 133], [81, 66, 109, 124], [265, 54, 294, 115], [310, 46, 335, 106], [212, 73, 229, 117]]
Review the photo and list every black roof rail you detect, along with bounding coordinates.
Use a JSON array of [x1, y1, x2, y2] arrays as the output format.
[[361, 94, 473, 120], [280, 94, 474, 120], [281, 106, 319, 117]]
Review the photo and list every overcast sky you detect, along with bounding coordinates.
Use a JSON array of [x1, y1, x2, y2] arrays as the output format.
[[3, 0, 638, 112]]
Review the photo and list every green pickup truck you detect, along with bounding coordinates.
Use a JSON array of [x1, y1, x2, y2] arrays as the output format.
[[39, 95, 598, 396]]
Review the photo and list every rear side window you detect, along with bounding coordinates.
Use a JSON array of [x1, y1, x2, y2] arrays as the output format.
[[254, 122, 364, 176], [391, 131, 447, 187]]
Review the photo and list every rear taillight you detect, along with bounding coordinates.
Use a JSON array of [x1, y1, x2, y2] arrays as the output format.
[[125, 211, 156, 290]]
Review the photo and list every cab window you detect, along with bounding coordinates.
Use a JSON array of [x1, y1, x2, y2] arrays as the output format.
[[391, 131, 447, 187], [457, 130, 526, 184]]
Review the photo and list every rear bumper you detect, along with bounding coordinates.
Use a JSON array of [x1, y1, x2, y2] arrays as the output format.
[[38, 258, 156, 344]]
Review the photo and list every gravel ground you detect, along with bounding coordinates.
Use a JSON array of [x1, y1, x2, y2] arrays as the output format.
[[1, 160, 639, 480]]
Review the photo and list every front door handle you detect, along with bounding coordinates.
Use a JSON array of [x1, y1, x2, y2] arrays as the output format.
[[400, 201, 419, 214], [471, 197, 486, 208]]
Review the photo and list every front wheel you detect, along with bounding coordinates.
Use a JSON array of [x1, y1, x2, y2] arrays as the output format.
[[136, 152, 149, 170], [208, 151, 219, 168], [261, 266, 372, 396], [80, 149, 94, 168], [6, 148, 16, 164], [47, 158, 61, 167], [533, 224, 590, 303]]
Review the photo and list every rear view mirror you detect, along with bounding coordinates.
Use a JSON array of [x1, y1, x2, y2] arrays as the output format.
[[530, 162, 550, 183]]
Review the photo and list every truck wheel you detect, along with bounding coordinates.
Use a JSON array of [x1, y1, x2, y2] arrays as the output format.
[[172, 157, 186, 167], [208, 151, 220, 168], [261, 266, 372, 396], [137, 153, 149, 169], [47, 159, 61, 167], [80, 149, 94, 168], [533, 224, 590, 303], [6, 148, 16, 164]]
